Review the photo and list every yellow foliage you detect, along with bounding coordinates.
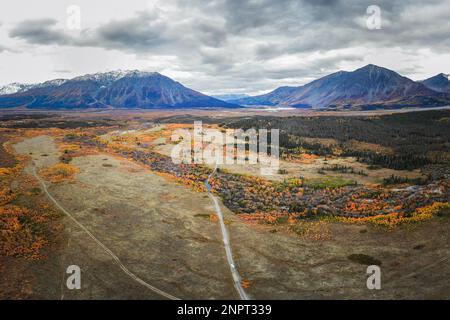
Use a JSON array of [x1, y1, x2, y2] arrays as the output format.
[[39, 163, 79, 183], [0, 132, 64, 260], [338, 202, 450, 228], [292, 220, 331, 241], [60, 144, 81, 152], [0, 186, 16, 206], [0, 168, 14, 176], [0, 205, 29, 216]]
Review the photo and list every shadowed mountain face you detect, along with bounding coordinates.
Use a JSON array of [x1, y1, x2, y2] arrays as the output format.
[[233, 65, 450, 109], [421, 73, 450, 93], [230, 86, 299, 106], [0, 71, 238, 109]]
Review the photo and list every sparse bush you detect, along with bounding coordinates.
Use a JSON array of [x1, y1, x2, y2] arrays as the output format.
[[382, 174, 427, 186], [39, 163, 79, 183], [348, 253, 381, 265]]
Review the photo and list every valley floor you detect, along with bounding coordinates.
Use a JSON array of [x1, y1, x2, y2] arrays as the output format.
[[1, 132, 449, 299]]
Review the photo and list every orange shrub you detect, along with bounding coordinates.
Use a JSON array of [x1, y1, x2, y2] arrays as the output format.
[[241, 280, 251, 289], [0, 186, 16, 206], [293, 220, 331, 241], [0, 205, 29, 216], [39, 163, 80, 183], [338, 202, 450, 228]]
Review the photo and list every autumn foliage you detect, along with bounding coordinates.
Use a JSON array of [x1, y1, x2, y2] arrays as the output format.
[[0, 186, 17, 206], [39, 163, 80, 183], [337, 202, 450, 228], [0, 180, 57, 259], [1, 135, 62, 260], [59, 124, 450, 230]]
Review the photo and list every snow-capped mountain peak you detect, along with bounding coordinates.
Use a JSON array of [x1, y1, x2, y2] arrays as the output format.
[[0, 70, 238, 109], [0, 82, 33, 95], [72, 70, 162, 83], [0, 79, 68, 95]]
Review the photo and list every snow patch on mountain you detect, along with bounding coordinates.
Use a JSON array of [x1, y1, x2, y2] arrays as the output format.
[[0, 79, 68, 95], [72, 70, 161, 83], [0, 83, 33, 95]]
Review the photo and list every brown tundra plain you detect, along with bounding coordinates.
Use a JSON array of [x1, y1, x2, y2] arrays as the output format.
[[1, 109, 449, 299]]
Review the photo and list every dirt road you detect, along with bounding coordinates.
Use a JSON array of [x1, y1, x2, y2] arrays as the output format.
[[205, 164, 250, 300], [11, 135, 450, 299]]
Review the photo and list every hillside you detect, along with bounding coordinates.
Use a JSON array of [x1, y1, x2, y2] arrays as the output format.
[[0, 71, 238, 109]]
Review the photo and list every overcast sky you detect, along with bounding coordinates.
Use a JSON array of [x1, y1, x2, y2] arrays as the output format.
[[1, 0, 449, 95]]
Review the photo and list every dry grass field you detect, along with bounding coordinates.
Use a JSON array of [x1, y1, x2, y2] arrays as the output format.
[[0, 110, 449, 299]]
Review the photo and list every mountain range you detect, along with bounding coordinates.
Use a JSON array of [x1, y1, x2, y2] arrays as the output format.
[[231, 65, 450, 110], [0, 70, 238, 109], [420, 73, 450, 93], [212, 93, 250, 102], [0, 65, 449, 110]]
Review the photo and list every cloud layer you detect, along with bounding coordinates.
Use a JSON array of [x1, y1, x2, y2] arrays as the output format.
[[3, 0, 450, 94]]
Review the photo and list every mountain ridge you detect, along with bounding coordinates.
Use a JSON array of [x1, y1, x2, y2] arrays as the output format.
[[0, 70, 238, 109], [421, 73, 450, 93], [232, 64, 450, 110], [2, 66, 450, 110]]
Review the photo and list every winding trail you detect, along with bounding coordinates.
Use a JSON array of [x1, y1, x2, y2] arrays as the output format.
[[31, 166, 180, 300], [204, 164, 250, 300]]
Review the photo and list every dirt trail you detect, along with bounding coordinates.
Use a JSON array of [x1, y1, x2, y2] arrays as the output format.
[[205, 164, 249, 300], [11, 135, 450, 299], [31, 166, 179, 300], [13, 136, 238, 299]]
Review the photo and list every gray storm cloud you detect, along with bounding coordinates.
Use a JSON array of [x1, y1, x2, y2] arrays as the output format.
[[4, 0, 450, 94]]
